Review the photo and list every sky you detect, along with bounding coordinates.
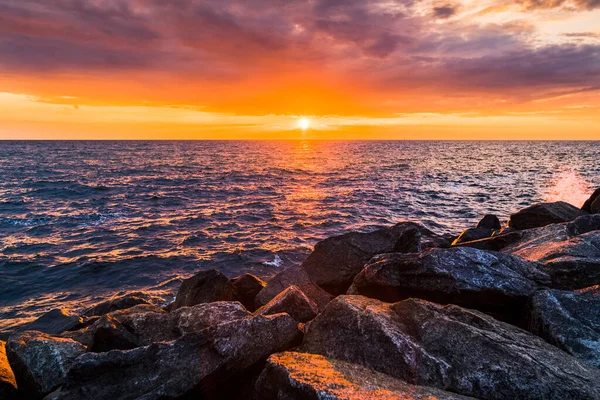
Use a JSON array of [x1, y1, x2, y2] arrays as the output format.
[[0, 0, 599, 139]]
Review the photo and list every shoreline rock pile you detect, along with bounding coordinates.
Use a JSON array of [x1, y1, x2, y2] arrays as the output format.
[[2, 190, 600, 399]]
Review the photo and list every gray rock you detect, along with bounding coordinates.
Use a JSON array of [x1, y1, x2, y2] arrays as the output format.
[[83, 291, 163, 317], [566, 214, 600, 236], [255, 266, 333, 313], [508, 201, 588, 230], [302, 295, 600, 400], [477, 214, 502, 230], [22, 309, 85, 335], [503, 222, 600, 289], [302, 222, 449, 294], [47, 314, 302, 400], [256, 352, 474, 400], [231, 273, 266, 312], [171, 269, 238, 310], [6, 331, 86, 399], [582, 188, 600, 214], [0, 341, 17, 400], [451, 227, 493, 245], [526, 286, 600, 368], [254, 286, 318, 323], [349, 247, 550, 323]]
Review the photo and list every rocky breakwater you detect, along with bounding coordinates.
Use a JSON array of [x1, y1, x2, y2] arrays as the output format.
[[2, 189, 600, 399]]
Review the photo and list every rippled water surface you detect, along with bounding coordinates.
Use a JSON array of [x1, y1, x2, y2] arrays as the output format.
[[1, 140, 598, 334]]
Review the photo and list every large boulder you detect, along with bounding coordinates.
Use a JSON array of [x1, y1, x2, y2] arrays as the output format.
[[256, 352, 474, 400], [582, 188, 600, 214], [6, 331, 86, 399], [451, 227, 493, 246], [21, 309, 85, 335], [349, 247, 550, 323], [0, 341, 17, 399], [477, 214, 502, 230], [231, 273, 266, 311], [255, 266, 333, 312], [526, 286, 600, 368], [452, 230, 523, 251], [503, 220, 600, 289], [302, 222, 449, 294], [47, 314, 302, 400], [171, 269, 238, 310], [302, 296, 600, 400], [254, 286, 318, 323], [64, 302, 250, 351], [83, 291, 163, 317], [508, 201, 587, 230]]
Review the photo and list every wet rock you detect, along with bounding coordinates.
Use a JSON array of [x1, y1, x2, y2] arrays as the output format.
[[508, 201, 587, 230], [302, 222, 449, 295], [22, 309, 85, 335], [566, 213, 600, 236], [83, 291, 163, 317], [526, 286, 600, 368], [256, 352, 474, 400], [451, 227, 493, 246], [453, 230, 523, 251], [6, 331, 86, 399], [255, 266, 333, 312], [254, 286, 318, 323], [231, 273, 266, 311], [88, 314, 140, 352], [477, 214, 502, 230], [302, 296, 600, 400], [48, 314, 302, 400], [0, 341, 17, 400], [503, 222, 600, 289], [171, 269, 238, 310], [349, 247, 549, 323], [582, 188, 600, 213]]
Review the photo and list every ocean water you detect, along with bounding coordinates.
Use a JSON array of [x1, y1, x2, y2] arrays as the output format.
[[0, 140, 598, 335]]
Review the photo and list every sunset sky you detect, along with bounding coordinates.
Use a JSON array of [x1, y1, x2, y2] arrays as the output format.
[[1, 0, 599, 139]]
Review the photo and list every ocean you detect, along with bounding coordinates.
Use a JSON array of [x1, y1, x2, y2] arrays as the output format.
[[0, 140, 598, 335]]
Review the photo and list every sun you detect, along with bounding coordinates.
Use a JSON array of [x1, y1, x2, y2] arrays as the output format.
[[299, 117, 311, 131]]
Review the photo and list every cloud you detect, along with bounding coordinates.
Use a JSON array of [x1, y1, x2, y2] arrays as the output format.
[[515, 0, 600, 10], [433, 4, 458, 18]]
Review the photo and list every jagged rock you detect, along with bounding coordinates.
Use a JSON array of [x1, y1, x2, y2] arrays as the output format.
[[6, 331, 86, 399], [349, 247, 549, 323], [477, 214, 502, 230], [453, 230, 523, 251], [0, 341, 17, 400], [47, 314, 302, 400], [231, 273, 266, 311], [508, 201, 587, 230], [64, 302, 250, 351], [503, 221, 600, 289], [451, 227, 493, 245], [171, 269, 238, 310], [255, 266, 333, 312], [302, 222, 450, 294], [566, 214, 600, 236], [22, 309, 85, 335], [83, 291, 163, 317], [582, 188, 600, 214], [254, 286, 318, 323], [302, 296, 600, 400], [526, 286, 600, 368], [256, 352, 474, 400]]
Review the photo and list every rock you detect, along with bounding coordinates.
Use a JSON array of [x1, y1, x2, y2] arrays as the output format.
[[526, 286, 600, 368], [255, 266, 333, 312], [231, 273, 266, 311], [582, 188, 600, 213], [453, 230, 523, 251], [254, 286, 318, 323], [22, 309, 85, 335], [349, 247, 550, 323], [256, 352, 474, 400], [6, 331, 86, 399], [83, 291, 163, 317], [508, 201, 587, 230], [0, 341, 17, 399], [48, 314, 302, 400], [64, 302, 250, 351], [566, 213, 600, 236], [476, 214, 502, 230], [171, 269, 238, 310], [503, 222, 600, 289], [302, 295, 600, 400], [451, 227, 493, 245], [302, 222, 449, 295]]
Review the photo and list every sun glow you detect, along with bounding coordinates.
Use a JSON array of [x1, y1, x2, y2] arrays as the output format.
[[299, 117, 311, 131]]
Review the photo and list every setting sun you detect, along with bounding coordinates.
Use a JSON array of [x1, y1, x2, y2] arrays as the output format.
[[299, 117, 311, 131]]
